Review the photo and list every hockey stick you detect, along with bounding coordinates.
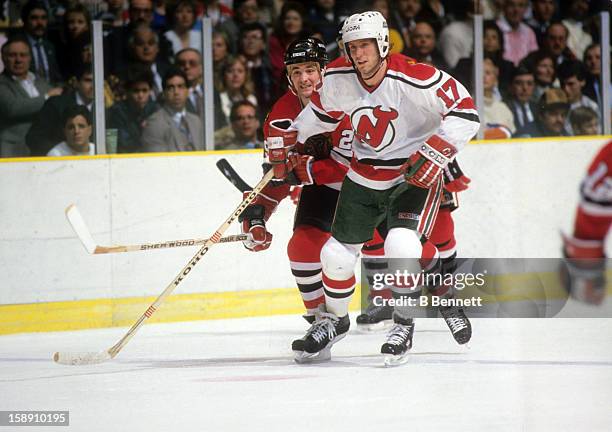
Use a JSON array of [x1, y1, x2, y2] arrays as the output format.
[[215, 158, 253, 193], [53, 169, 275, 366], [65, 204, 247, 255]]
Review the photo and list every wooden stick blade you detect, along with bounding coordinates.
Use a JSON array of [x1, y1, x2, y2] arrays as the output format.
[[65, 204, 97, 254], [53, 350, 112, 365]]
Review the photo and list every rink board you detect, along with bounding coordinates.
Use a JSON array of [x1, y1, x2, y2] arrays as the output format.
[[0, 136, 610, 334]]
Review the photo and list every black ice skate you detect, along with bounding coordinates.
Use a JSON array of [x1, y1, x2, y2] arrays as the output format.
[[381, 314, 415, 367], [439, 305, 472, 345], [356, 296, 393, 332], [294, 307, 350, 364], [291, 314, 315, 353]]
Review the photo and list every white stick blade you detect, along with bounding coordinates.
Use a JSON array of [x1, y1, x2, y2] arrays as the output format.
[[65, 204, 97, 254], [53, 351, 111, 365]]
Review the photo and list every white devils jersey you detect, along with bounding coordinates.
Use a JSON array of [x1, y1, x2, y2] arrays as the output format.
[[292, 54, 480, 190]]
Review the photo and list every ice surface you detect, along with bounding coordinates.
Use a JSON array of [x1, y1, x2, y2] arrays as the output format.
[[1, 316, 611, 432]]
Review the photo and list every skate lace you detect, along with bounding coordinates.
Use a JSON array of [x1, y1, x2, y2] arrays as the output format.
[[309, 313, 338, 343], [446, 316, 467, 333], [386, 324, 412, 346]]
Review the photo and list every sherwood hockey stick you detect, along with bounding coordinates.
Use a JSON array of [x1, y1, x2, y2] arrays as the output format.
[[53, 168, 275, 366], [215, 158, 252, 193], [65, 204, 247, 255]]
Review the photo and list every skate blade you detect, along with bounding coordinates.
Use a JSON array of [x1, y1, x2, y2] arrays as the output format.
[[294, 347, 331, 364], [356, 320, 393, 333], [383, 352, 410, 367]]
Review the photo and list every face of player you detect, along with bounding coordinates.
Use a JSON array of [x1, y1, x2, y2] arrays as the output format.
[[411, 22, 435, 57], [541, 107, 567, 134], [176, 51, 202, 85], [288, 62, 321, 99], [174, 4, 195, 31], [127, 82, 152, 110], [224, 60, 247, 91], [66, 12, 88, 39], [2, 41, 31, 79], [347, 39, 382, 80], [164, 75, 189, 111], [562, 76, 584, 103], [511, 74, 535, 103], [64, 115, 92, 152], [535, 57, 554, 85]]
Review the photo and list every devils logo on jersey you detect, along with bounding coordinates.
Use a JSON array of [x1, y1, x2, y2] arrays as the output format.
[[351, 105, 399, 152]]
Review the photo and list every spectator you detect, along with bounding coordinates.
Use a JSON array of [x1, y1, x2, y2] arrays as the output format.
[[268, 1, 309, 98], [20, 0, 63, 85], [557, 60, 599, 135], [103, 0, 172, 76], [438, 0, 475, 70], [390, 0, 440, 52], [95, 0, 127, 29], [106, 68, 158, 153], [514, 88, 570, 137], [216, 55, 258, 128], [582, 44, 611, 111], [26, 64, 92, 156], [47, 105, 94, 156], [216, 0, 261, 54], [308, 0, 342, 46], [561, 0, 592, 61], [142, 68, 204, 151], [124, 23, 171, 98], [238, 22, 274, 119], [164, 0, 202, 56], [527, 51, 557, 102], [569, 106, 599, 136], [197, 0, 233, 28], [526, 0, 556, 45], [504, 65, 538, 131], [407, 20, 447, 70], [495, 0, 538, 66], [525, 22, 576, 66], [56, 4, 91, 80], [0, 37, 61, 157], [214, 100, 263, 149], [482, 57, 515, 138], [175, 48, 203, 115], [212, 31, 230, 91]]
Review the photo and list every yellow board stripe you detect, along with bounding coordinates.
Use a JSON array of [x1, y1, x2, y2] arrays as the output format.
[[0, 288, 363, 335]]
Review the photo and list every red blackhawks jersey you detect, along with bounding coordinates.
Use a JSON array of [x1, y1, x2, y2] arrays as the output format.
[[292, 54, 480, 190]]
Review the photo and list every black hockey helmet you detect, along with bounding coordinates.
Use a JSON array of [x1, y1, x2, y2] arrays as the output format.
[[284, 37, 329, 69]]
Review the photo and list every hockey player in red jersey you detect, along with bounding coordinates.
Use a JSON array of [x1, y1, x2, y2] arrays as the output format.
[[271, 11, 480, 365], [562, 140, 612, 304]]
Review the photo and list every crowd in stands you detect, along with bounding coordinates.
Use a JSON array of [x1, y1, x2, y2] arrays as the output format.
[[0, 0, 609, 157]]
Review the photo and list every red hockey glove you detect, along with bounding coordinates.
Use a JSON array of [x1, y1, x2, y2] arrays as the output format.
[[403, 135, 457, 189], [266, 119, 298, 180], [443, 158, 471, 192], [290, 186, 302, 205], [286, 153, 314, 185], [239, 192, 277, 252]]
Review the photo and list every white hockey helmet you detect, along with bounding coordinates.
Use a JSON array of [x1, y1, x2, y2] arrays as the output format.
[[341, 11, 389, 59]]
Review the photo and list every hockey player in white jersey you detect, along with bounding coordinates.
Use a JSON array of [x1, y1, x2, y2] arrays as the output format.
[[268, 11, 480, 365]]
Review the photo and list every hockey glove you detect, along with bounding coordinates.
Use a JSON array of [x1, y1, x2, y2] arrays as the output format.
[[286, 154, 314, 185], [265, 119, 298, 180], [443, 158, 471, 192], [239, 192, 277, 252], [403, 135, 457, 189]]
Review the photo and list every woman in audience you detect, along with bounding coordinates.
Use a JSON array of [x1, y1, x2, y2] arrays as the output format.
[[528, 51, 558, 102], [57, 4, 92, 79], [47, 106, 95, 156], [482, 57, 515, 139], [164, 0, 202, 56], [215, 55, 258, 128], [213, 31, 230, 92]]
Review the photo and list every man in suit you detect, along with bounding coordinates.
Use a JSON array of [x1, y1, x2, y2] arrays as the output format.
[[20, 0, 63, 85], [26, 64, 93, 156], [142, 68, 203, 152], [504, 65, 539, 131], [0, 36, 62, 157]]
